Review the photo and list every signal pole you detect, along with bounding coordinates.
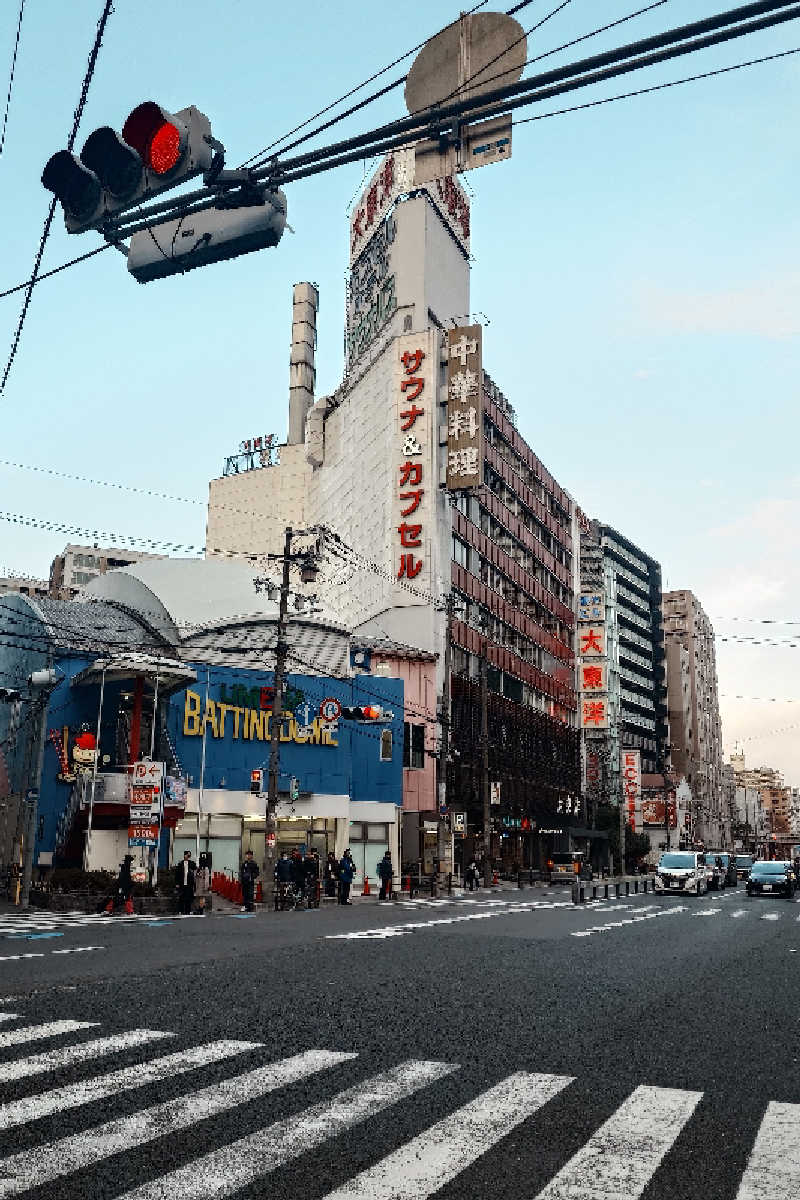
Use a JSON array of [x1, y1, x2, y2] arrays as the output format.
[[480, 646, 491, 887]]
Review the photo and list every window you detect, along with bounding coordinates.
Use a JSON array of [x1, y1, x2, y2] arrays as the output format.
[[380, 730, 393, 762], [403, 722, 425, 769]]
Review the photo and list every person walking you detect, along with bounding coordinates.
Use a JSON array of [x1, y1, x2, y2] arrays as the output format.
[[465, 858, 479, 892], [174, 850, 197, 915], [324, 851, 339, 899], [377, 851, 394, 901], [338, 848, 356, 904], [239, 850, 260, 912]]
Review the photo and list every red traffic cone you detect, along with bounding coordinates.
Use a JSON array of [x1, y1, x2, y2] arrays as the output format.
[[362, 875, 371, 896], [492, 869, 499, 886]]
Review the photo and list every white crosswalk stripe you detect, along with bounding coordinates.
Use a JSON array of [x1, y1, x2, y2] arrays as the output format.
[[117, 1059, 456, 1200], [737, 1102, 800, 1199], [0, 1028, 174, 1084], [0, 1048, 355, 1197], [321, 1071, 573, 1200], [0, 1039, 261, 1130], [0, 1019, 99, 1049], [533, 1085, 702, 1199]]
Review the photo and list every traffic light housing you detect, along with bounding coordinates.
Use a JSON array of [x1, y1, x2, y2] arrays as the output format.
[[126, 189, 287, 283], [340, 705, 393, 722], [250, 769, 263, 795], [42, 103, 213, 233]]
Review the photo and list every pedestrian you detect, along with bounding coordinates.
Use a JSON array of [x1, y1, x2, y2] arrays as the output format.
[[240, 849, 260, 912], [338, 848, 356, 904], [290, 849, 305, 905], [174, 850, 197, 915], [465, 858, 479, 892], [377, 850, 394, 901], [304, 850, 320, 908], [274, 851, 293, 910], [324, 851, 339, 898]]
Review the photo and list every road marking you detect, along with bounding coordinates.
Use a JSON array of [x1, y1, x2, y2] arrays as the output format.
[[116, 1059, 457, 1200], [694, 909, 721, 917], [324, 900, 574, 940], [0, 1039, 262, 1130], [762, 913, 781, 921], [321, 1072, 573, 1200], [0, 954, 44, 962], [737, 1102, 800, 1199], [0, 1049, 356, 1197], [571, 908, 687, 938], [0, 1020, 99, 1049], [0, 1014, 19, 1024], [0, 1029, 174, 1084], [731, 910, 748, 918], [534, 1085, 702, 1199], [51, 946, 105, 955], [5, 932, 63, 940]]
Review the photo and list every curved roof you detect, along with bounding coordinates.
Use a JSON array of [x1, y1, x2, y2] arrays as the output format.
[[83, 557, 346, 638]]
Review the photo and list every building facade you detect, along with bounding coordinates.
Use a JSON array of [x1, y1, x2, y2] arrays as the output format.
[[663, 590, 724, 845], [49, 544, 166, 601], [204, 150, 579, 873], [0, 574, 49, 600]]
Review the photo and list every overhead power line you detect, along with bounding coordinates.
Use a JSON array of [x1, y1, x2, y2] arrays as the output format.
[[0, 0, 25, 158], [0, 0, 113, 399]]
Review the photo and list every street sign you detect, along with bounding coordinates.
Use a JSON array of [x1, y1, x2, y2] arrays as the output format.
[[320, 697, 342, 722], [128, 824, 159, 846], [129, 805, 158, 822], [132, 761, 163, 785], [490, 781, 501, 806], [452, 812, 467, 834]]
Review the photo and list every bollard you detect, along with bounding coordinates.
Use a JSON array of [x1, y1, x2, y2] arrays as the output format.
[[447, 872, 453, 895], [529, 869, 534, 886], [615, 882, 621, 898], [604, 883, 610, 900], [517, 871, 524, 889], [571, 882, 579, 905], [634, 880, 639, 894], [625, 881, 630, 896]]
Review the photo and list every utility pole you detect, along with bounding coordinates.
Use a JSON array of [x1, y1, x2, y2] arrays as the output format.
[[264, 526, 293, 911], [19, 669, 57, 909], [479, 646, 491, 887], [435, 594, 454, 895]]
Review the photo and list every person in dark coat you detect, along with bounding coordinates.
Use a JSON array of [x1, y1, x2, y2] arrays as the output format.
[[303, 850, 320, 907], [324, 851, 339, 898], [338, 848, 356, 904], [377, 851, 394, 901], [239, 850, 260, 912], [290, 850, 305, 902], [174, 850, 197, 915]]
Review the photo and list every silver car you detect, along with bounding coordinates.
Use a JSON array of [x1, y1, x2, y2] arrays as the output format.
[[655, 851, 708, 896]]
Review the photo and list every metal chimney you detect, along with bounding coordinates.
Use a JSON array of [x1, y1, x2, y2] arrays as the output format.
[[287, 282, 319, 445]]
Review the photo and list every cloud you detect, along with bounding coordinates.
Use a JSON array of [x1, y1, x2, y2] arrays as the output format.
[[637, 273, 800, 339]]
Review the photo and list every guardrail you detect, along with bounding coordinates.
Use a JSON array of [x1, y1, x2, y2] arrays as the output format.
[[570, 877, 655, 904]]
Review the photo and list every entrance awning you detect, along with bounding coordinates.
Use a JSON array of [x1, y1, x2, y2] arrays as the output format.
[[71, 654, 196, 695]]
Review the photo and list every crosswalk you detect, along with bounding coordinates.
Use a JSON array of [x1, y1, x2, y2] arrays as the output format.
[[0, 1010, 795, 1198], [0, 911, 184, 935]]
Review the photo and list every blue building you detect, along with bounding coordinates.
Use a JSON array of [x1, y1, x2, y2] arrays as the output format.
[[0, 559, 404, 884]]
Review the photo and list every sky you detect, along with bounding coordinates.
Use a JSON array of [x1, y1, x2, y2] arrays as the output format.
[[1, 0, 800, 781]]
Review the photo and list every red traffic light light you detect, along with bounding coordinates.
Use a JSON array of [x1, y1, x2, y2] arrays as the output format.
[[122, 102, 185, 176]]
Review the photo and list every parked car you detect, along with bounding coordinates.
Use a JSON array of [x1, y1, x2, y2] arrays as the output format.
[[746, 860, 796, 899], [703, 852, 737, 889], [735, 855, 754, 882], [655, 851, 708, 896]]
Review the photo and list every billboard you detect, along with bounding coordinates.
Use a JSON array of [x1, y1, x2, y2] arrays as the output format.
[[642, 797, 678, 828], [446, 325, 483, 491], [621, 750, 641, 830]]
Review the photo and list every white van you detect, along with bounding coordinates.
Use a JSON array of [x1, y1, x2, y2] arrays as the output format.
[[654, 851, 707, 896]]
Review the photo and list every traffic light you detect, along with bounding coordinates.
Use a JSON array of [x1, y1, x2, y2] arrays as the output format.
[[42, 102, 213, 233], [250, 769, 263, 795], [126, 188, 287, 283], [340, 705, 393, 722]]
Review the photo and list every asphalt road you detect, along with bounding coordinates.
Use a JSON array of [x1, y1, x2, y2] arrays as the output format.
[[0, 884, 798, 1199]]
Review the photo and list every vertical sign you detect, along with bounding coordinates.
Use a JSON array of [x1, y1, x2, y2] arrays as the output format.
[[446, 325, 483, 491], [621, 750, 641, 831], [395, 333, 434, 591], [578, 591, 605, 623]]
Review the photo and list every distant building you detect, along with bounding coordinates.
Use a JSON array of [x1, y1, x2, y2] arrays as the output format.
[[0, 574, 49, 600], [49, 544, 166, 600], [730, 751, 792, 853], [663, 590, 724, 846]]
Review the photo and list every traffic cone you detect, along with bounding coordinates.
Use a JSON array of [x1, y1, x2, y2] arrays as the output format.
[[124, 897, 134, 915], [402, 874, 410, 892], [362, 875, 371, 896], [492, 869, 499, 886]]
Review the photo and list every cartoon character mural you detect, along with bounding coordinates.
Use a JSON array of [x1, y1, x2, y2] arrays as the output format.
[[50, 724, 97, 783]]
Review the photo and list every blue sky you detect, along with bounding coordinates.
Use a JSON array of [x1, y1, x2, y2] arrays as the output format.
[[2, 0, 800, 779]]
